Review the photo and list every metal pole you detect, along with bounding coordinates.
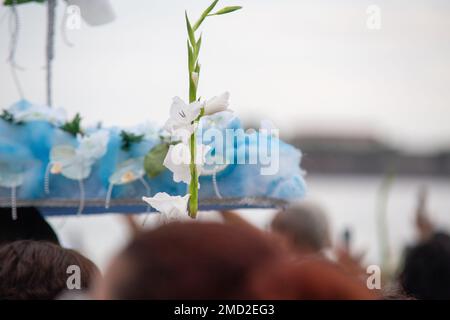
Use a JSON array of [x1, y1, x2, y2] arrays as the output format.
[[46, 0, 57, 107]]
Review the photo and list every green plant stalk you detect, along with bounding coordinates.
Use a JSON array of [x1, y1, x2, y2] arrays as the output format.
[[188, 127, 198, 218], [185, 1, 241, 217], [188, 70, 199, 218], [187, 18, 199, 218]]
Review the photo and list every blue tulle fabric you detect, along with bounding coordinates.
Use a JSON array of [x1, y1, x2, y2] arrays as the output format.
[[0, 100, 306, 215]]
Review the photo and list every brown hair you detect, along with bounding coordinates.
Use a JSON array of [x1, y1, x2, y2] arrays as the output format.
[[249, 258, 379, 300], [0, 240, 99, 300], [107, 222, 285, 299]]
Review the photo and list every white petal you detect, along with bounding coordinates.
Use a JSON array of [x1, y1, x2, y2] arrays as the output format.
[[204, 92, 230, 115], [169, 97, 201, 125], [162, 118, 176, 133], [76, 130, 109, 160], [169, 97, 189, 120], [11, 104, 67, 125], [163, 143, 192, 184], [170, 123, 197, 144], [142, 192, 190, 215], [163, 142, 211, 186], [185, 101, 202, 121]]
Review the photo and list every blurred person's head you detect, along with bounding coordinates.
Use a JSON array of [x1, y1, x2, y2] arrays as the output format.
[[0, 240, 99, 300], [0, 207, 59, 245], [95, 222, 284, 299], [271, 202, 331, 254], [249, 258, 378, 300], [380, 286, 416, 300], [399, 232, 450, 300]]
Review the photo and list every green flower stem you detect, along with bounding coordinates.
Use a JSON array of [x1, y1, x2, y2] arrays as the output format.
[[188, 70, 199, 217], [185, 1, 242, 218], [187, 23, 199, 217], [188, 130, 198, 218]]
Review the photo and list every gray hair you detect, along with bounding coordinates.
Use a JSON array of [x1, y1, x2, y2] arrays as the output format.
[[271, 202, 331, 252]]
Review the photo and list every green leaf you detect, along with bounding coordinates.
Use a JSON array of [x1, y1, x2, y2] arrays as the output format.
[[193, 0, 219, 31], [3, 0, 45, 6], [185, 11, 196, 49], [0, 110, 15, 123], [144, 143, 169, 178], [210, 6, 242, 16], [194, 33, 202, 60], [60, 113, 83, 137], [120, 130, 144, 151], [187, 40, 194, 72], [195, 62, 201, 74], [188, 40, 197, 102]]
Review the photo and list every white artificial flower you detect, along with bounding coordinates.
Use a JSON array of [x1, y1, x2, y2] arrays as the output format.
[[142, 192, 190, 215], [203, 92, 230, 115], [127, 121, 159, 140], [163, 96, 201, 134], [49, 131, 109, 180], [11, 102, 67, 125], [66, 0, 116, 26], [163, 142, 211, 185], [49, 145, 94, 180], [76, 130, 109, 160]]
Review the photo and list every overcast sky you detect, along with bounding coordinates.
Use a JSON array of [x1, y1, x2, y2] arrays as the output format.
[[1, 0, 450, 153]]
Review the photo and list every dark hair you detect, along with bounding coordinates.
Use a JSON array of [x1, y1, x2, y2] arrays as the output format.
[[109, 222, 284, 299], [399, 232, 450, 300], [0, 240, 99, 300], [0, 207, 59, 245]]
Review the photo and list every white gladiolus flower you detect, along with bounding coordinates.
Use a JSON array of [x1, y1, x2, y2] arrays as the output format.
[[163, 96, 202, 134], [142, 192, 190, 215], [163, 142, 211, 185], [203, 92, 230, 115], [171, 122, 198, 144], [163, 143, 191, 184]]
